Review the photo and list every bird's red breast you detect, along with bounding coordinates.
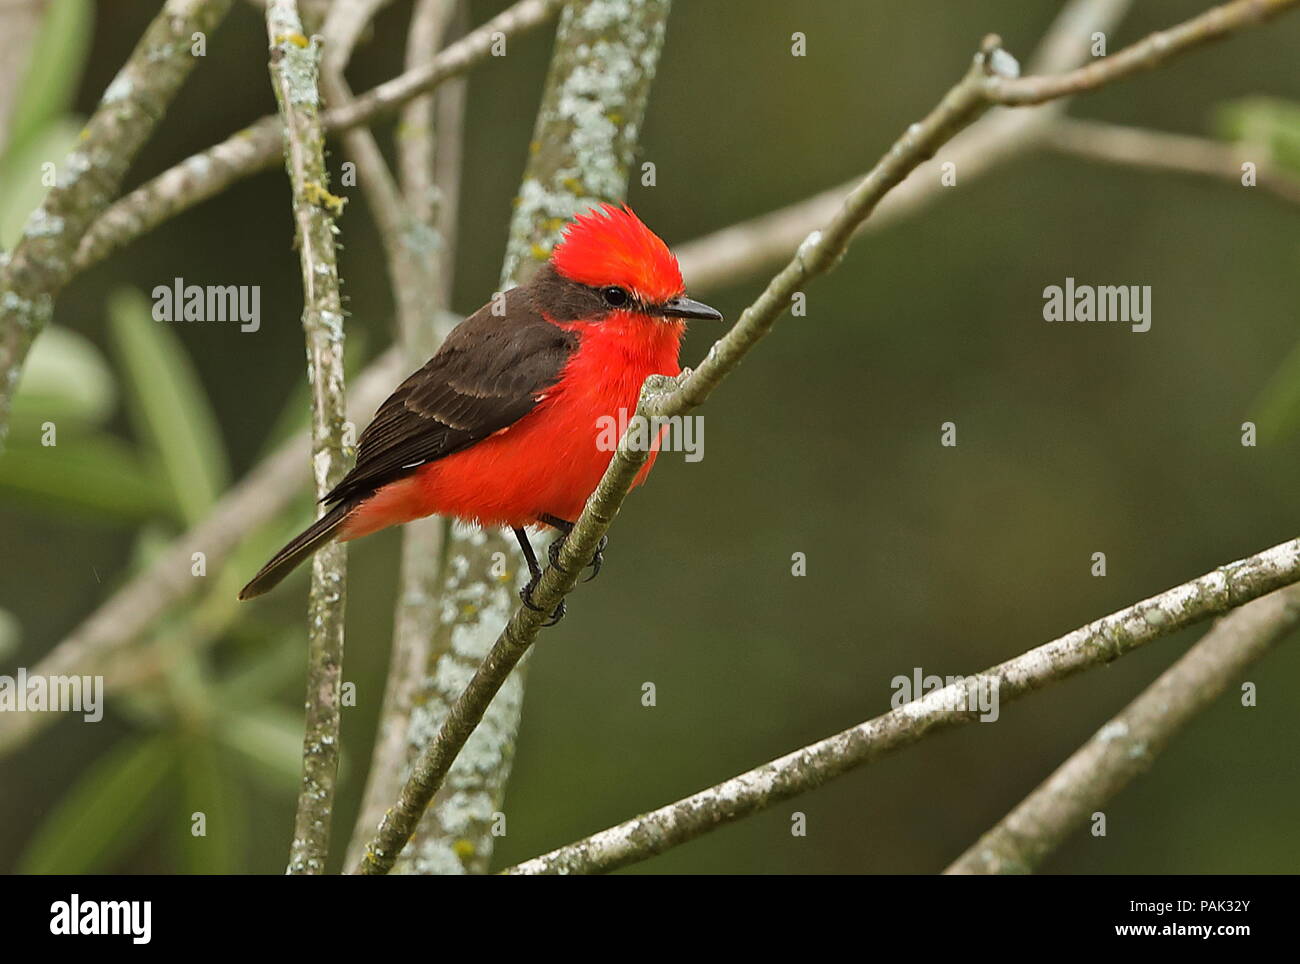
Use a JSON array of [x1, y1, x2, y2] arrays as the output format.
[[342, 311, 682, 536]]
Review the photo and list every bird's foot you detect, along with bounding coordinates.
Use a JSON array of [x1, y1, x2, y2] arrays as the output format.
[[547, 531, 608, 582], [520, 576, 566, 627]]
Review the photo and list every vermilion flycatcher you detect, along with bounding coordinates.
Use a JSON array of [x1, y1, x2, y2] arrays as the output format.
[[239, 204, 721, 621]]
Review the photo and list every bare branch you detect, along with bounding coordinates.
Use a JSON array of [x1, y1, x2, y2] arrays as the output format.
[[353, 0, 1298, 875], [504, 541, 1300, 874], [72, 0, 562, 274], [945, 584, 1300, 875], [265, 0, 350, 874], [1045, 117, 1300, 205], [987, 0, 1298, 106], [319, 0, 405, 244], [673, 0, 1134, 292], [0, 0, 235, 442]]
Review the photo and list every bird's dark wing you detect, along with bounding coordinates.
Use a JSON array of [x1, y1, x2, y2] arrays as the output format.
[[321, 285, 578, 505]]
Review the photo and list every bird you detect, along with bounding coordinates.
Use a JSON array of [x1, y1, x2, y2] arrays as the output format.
[[238, 203, 722, 623]]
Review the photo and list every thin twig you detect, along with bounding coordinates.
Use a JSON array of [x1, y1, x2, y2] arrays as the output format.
[[673, 0, 1133, 292], [1045, 117, 1300, 205], [72, 0, 563, 274], [319, 0, 405, 243], [0, 0, 235, 443], [945, 584, 1300, 875], [265, 0, 350, 875], [986, 0, 1298, 106], [504, 541, 1300, 874], [353, 0, 1300, 875]]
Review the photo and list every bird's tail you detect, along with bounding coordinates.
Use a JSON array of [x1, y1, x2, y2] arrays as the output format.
[[238, 502, 352, 600]]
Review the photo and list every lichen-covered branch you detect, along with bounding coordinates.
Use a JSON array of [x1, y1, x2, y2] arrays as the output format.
[[343, 0, 466, 874], [265, 0, 350, 875], [319, 0, 406, 243], [504, 541, 1300, 874], [944, 584, 1300, 875], [0, 0, 234, 443], [357, 0, 673, 877], [354, 0, 1297, 875], [72, 0, 563, 274], [1045, 117, 1300, 205]]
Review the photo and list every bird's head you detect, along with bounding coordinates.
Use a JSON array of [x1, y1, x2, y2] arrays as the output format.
[[549, 203, 722, 324]]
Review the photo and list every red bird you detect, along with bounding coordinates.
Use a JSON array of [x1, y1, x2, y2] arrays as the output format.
[[239, 204, 721, 621]]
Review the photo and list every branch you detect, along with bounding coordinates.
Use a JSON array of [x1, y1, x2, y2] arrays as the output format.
[[986, 0, 1298, 106], [0, 0, 234, 443], [944, 583, 1300, 875], [352, 0, 1300, 875], [264, 0, 350, 875], [672, 0, 1134, 292], [1045, 117, 1300, 205], [504, 540, 1300, 874], [319, 0, 406, 244], [71, 0, 562, 274]]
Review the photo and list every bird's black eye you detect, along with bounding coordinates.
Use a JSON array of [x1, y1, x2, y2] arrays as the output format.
[[601, 286, 629, 308]]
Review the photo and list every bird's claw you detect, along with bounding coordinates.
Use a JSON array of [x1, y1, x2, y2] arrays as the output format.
[[547, 536, 570, 573], [547, 532, 608, 583], [582, 534, 608, 583], [520, 578, 566, 626]]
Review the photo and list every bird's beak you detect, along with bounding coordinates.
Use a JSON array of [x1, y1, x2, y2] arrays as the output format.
[[660, 295, 723, 321]]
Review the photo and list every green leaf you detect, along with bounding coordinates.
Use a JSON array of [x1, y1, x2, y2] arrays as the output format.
[[0, 119, 83, 250], [216, 705, 307, 792], [19, 735, 174, 874], [0, 434, 174, 522], [176, 737, 247, 874], [0, 607, 19, 663], [216, 625, 308, 707], [1213, 97, 1300, 176], [4, 0, 93, 157], [8, 323, 117, 432], [1252, 337, 1300, 443], [108, 288, 230, 525]]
